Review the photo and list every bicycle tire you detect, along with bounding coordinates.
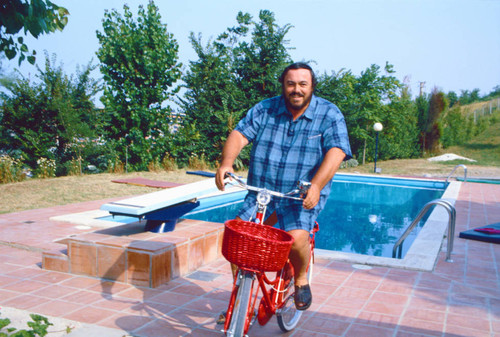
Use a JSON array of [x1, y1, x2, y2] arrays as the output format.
[[227, 270, 254, 337], [277, 254, 314, 332]]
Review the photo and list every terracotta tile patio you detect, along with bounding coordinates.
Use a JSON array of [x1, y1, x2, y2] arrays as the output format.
[[0, 181, 499, 336]]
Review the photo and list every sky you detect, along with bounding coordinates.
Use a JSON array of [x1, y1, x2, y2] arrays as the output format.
[[6, 0, 500, 103]]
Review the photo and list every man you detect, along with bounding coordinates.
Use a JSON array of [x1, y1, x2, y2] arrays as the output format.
[[215, 62, 351, 310]]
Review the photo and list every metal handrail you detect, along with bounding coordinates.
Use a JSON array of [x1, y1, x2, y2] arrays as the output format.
[[446, 164, 467, 183], [392, 199, 456, 262]]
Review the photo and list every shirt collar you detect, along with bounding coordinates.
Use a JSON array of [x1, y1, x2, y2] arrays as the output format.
[[277, 95, 317, 121]]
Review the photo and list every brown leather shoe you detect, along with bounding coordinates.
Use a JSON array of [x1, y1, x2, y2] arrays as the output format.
[[294, 284, 312, 310]]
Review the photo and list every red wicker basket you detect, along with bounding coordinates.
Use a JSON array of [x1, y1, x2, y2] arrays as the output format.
[[222, 219, 294, 272]]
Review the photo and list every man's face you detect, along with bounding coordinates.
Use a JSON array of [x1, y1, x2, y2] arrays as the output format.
[[282, 68, 314, 113]]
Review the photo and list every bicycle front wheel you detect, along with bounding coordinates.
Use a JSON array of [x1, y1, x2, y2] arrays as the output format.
[[227, 270, 254, 337], [276, 254, 314, 332]]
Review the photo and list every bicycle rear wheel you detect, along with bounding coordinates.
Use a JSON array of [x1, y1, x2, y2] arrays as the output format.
[[276, 254, 314, 332], [227, 270, 254, 337]]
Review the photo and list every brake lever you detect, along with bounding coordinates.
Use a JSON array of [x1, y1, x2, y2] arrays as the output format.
[[225, 172, 246, 187], [297, 181, 312, 198]]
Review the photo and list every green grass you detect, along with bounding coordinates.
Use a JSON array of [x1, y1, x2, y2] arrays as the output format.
[[444, 112, 500, 166]]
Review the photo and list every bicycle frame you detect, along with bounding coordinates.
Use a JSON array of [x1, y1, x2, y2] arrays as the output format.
[[223, 173, 318, 336]]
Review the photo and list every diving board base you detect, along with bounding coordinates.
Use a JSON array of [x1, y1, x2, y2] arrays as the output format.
[[42, 219, 225, 288]]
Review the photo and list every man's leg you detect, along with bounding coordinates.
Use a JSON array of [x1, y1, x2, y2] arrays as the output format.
[[288, 229, 312, 310], [288, 229, 311, 286]]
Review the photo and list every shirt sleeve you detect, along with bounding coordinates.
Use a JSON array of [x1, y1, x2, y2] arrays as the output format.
[[322, 106, 353, 160], [234, 103, 266, 143]]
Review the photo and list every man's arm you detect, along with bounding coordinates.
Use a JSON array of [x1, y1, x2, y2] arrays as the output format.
[[303, 147, 346, 209], [215, 130, 249, 191]]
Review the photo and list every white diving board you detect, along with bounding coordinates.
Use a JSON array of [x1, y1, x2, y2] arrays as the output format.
[[100, 178, 244, 217]]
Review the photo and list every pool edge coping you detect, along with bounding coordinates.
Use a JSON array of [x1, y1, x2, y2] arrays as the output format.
[[51, 174, 459, 272]]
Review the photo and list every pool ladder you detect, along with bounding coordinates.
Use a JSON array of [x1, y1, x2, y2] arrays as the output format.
[[446, 164, 467, 183], [392, 199, 456, 262], [393, 164, 466, 262]]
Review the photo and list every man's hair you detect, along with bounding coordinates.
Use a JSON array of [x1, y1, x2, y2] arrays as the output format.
[[278, 62, 317, 88]]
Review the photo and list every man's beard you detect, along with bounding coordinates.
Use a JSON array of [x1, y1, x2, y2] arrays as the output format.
[[285, 90, 312, 111]]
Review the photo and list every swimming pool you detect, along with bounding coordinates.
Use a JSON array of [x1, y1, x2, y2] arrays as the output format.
[[182, 174, 446, 259]]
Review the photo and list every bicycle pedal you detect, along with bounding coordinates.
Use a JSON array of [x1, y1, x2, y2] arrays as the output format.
[[216, 311, 226, 325]]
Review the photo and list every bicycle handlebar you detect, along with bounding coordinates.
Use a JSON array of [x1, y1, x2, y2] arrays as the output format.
[[225, 172, 310, 201]]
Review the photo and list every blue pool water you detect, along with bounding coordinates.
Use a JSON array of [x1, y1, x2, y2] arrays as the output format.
[[183, 175, 445, 259]]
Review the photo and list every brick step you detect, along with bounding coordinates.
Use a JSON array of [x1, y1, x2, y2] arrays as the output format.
[[42, 219, 224, 288]]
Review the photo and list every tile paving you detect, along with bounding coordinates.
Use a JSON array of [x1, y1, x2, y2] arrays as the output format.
[[0, 181, 499, 336]]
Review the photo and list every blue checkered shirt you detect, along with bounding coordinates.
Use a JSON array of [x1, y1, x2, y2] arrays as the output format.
[[235, 95, 352, 231]]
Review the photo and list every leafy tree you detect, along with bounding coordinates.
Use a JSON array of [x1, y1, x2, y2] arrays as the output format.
[[447, 91, 458, 107], [440, 106, 468, 148], [423, 88, 448, 153], [231, 10, 293, 106], [179, 10, 292, 166], [458, 88, 480, 105], [0, 54, 100, 174], [96, 1, 182, 170], [0, 0, 69, 64], [316, 63, 403, 162], [378, 94, 420, 160], [179, 32, 242, 166], [483, 85, 500, 100], [415, 93, 429, 154]]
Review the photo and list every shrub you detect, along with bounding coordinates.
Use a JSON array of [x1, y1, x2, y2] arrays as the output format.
[[147, 157, 163, 172], [65, 158, 82, 176], [107, 156, 124, 173], [162, 154, 177, 171], [188, 153, 209, 170], [36, 157, 56, 179], [340, 158, 359, 169], [0, 155, 26, 183]]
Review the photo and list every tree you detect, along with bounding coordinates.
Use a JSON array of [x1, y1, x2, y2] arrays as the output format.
[[179, 10, 293, 166], [96, 1, 182, 170], [447, 91, 458, 107], [423, 88, 448, 153], [316, 63, 403, 162], [179, 32, 242, 166], [0, 0, 69, 65], [415, 93, 429, 154], [0, 54, 100, 174], [231, 10, 293, 106]]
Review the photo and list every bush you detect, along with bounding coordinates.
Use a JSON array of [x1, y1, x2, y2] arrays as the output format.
[[188, 153, 210, 170], [147, 157, 163, 172], [340, 158, 359, 169], [162, 154, 177, 171], [107, 157, 124, 173], [36, 157, 56, 179], [65, 158, 82, 176], [0, 155, 26, 183]]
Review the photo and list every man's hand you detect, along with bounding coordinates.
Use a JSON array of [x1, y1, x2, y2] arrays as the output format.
[[216, 130, 249, 191], [302, 184, 320, 210], [215, 166, 233, 191]]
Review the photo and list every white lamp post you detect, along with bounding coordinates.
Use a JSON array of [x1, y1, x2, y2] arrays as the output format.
[[373, 123, 383, 173]]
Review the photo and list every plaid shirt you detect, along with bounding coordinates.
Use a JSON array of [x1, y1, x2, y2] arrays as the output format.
[[235, 95, 352, 231]]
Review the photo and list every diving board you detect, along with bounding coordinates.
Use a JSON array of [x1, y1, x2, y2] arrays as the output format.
[[100, 178, 245, 217], [101, 178, 221, 217]]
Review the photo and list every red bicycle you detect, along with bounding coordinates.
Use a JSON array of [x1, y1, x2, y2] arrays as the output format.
[[221, 173, 318, 336]]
